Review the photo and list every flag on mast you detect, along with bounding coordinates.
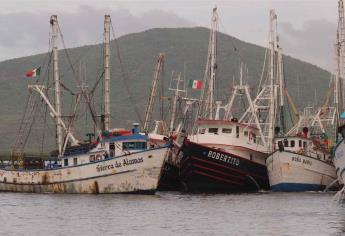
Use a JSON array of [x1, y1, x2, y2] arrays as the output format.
[[26, 67, 41, 77], [188, 80, 203, 89]]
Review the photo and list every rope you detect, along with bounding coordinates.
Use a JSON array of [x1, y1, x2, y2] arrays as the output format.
[[57, 23, 99, 128], [110, 20, 143, 125]]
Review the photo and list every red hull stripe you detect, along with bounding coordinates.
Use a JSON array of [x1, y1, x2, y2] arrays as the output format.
[[182, 155, 268, 181], [193, 170, 243, 186], [192, 163, 244, 182]]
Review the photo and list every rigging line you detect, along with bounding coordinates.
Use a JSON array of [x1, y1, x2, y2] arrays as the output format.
[[218, 16, 243, 62], [40, 104, 48, 155], [258, 47, 268, 96], [60, 82, 76, 96], [90, 70, 104, 95], [58, 35, 103, 81], [57, 23, 99, 128], [110, 21, 143, 125]]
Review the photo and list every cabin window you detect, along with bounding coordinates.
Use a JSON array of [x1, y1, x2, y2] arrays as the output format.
[[236, 126, 240, 138], [244, 131, 248, 136], [284, 139, 289, 147], [199, 128, 206, 134], [64, 159, 68, 167], [317, 154, 321, 159], [123, 142, 147, 150], [109, 142, 115, 157], [278, 141, 283, 148], [222, 128, 232, 134], [73, 158, 78, 166], [299, 140, 302, 147], [208, 128, 218, 134], [303, 141, 307, 148], [290, 140, 295, 147]]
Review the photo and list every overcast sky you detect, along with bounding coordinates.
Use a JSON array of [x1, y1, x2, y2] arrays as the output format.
[[0, 0, 339, 71]]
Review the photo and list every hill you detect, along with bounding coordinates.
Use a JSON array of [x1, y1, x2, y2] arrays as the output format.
[[0, 27, 332, 152]]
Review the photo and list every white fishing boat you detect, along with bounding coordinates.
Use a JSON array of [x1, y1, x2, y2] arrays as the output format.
[[0, 15, 168, 194], [267, 133, 337, 191], [269, 2, 342, 192]]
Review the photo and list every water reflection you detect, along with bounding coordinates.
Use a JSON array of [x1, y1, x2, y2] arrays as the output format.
[[0, 191, 344, 236]]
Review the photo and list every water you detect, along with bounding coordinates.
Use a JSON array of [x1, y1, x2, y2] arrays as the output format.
[[0, 191, 344, 236]]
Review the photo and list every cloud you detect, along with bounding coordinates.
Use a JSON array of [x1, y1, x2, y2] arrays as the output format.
[[0, 5, 194, 61], [279, 19, 336, 71]]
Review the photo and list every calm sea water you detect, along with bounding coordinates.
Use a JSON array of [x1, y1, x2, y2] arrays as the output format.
[[0, 191, 344, 236]]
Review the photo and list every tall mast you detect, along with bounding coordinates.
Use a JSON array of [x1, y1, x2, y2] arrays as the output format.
[[143, 53, 165, 131], [170, 73, 182, 131], [51, 15, 63, 156], [199, 7, 218, 120], [208, 7, 218, 119], [103, 15, 111, 131], [277, 38, 285, 133], [268, 9, 277, 143]]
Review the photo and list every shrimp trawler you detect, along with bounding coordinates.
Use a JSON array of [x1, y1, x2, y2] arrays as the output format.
[[265, 6, 339, 191], [267, 108, 338, 192], [0, 15, 168, 194], [177, 9, 283, 192]]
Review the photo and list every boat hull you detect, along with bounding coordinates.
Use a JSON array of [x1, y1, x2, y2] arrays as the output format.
[[334, 140, 345, 185], [179, 140, 269, 192], [266, 150, 338, 192], [0, 147, 168, 194]]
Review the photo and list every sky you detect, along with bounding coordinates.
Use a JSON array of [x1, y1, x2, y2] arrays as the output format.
[[0, 0, 339, 71]]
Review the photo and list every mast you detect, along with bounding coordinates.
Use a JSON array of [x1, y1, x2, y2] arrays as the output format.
[[208, 7, 218, 119], [170, 73, 182, 131], [103, 15, 111, 131], [51, 15, 63, 156], [268, 9, 277, 144], [199, 7, 218, 120], [143, 53, 165, 131], [277, 38, 285, 134], [239, 9, 279, 150]]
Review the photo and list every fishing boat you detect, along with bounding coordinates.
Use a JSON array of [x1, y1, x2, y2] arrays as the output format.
[[177, 9, 282, 192], [0, 15, 168, 194], [264, 8, 339, 192], [267, 110, 338, 191], [331, 0, 345, 198]]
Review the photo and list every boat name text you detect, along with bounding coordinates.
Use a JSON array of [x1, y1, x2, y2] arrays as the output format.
[[207, 151, 240, 166], [292, 156, 312, 166], [96, 157, 144, 172]]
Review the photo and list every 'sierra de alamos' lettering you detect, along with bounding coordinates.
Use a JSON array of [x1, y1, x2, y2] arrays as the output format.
[[96, 157, 144, 172], [207, 151, 240, 166]]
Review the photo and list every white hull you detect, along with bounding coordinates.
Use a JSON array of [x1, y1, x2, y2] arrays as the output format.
[[334, 140, 345, 185], [0, 147, 167, 194], [266, 150, 337, 191]]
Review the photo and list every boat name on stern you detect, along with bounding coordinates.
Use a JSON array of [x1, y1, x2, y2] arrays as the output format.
[[291, 156, 312, 166], [96, 157, 144, 172], [207, 151, 240, 166]]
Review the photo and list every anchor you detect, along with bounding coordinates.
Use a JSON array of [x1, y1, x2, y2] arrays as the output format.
[[246, 175, 261, 191], [334, 186, 345, 202], [323, 179, 339, 192]]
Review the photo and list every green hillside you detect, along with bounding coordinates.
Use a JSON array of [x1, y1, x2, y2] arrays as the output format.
[[0, 27, 332, 152]]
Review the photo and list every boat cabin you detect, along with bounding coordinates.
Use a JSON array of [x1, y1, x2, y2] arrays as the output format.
[[51, 124, 152, 168], [194, 119, 259, 145], [274, 136, 332, 162]]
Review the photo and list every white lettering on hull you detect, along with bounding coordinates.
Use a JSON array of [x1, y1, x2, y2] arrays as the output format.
[[96, 157, 144, 172], [207, 151, 240, 166]]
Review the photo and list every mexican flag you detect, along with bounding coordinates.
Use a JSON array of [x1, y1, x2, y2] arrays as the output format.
[[188, 80, 203, 89], [26, 67, 41, 77]]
